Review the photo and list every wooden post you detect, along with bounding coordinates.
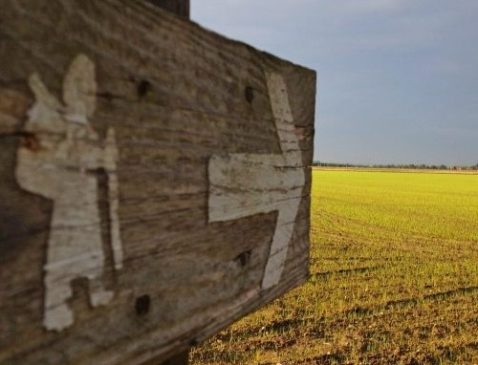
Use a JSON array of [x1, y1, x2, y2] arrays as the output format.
[[145, 0, 190, 19]]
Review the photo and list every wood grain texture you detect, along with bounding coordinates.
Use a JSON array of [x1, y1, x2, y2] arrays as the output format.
[[0, 0, 316, 364], [16, 54, 123, 332], [209, 73, 305, 290]]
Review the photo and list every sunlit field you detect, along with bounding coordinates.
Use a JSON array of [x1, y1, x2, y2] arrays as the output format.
[[192, 168, 478, 365]]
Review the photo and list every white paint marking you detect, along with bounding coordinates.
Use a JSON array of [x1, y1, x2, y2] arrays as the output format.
[[15, 54, 123, 331], [105, 128, 123, 270], [208, 73, 305, 289]]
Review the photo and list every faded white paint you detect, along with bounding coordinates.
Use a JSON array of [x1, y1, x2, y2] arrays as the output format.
[[15, 55, 123, 331], [104, 128, 123, 270], [208, 73, 305, 289]]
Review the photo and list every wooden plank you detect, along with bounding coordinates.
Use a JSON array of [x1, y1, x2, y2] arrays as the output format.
[[0, 0, 316, 364]]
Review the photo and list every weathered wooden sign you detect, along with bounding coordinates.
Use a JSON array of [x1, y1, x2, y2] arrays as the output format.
[[0, 0, 316, 363]]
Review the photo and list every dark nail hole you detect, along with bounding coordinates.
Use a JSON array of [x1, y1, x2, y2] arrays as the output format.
[[244, 86, 254, 104], [235, 250, 252, 267], [137, 80, 152, 98], [135, 294, 151, 316]]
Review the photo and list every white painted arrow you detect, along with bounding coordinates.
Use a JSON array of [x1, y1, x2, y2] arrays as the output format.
[[208, 73, 305, 290]]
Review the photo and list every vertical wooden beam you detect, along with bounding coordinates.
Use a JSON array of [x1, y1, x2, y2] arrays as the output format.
[[145, 0, 190, 19]]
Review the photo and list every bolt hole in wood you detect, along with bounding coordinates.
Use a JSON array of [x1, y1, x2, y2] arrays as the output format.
[[244, 86, 254, 103], [135, 295, 151, 316], [235, 250, 252, 268], [137, 80, 152, 98]]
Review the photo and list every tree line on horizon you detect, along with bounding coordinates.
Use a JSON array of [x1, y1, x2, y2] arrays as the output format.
[[313, 161, 478, 171]]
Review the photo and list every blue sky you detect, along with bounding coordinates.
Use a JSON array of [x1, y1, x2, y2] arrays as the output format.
[[193, 0, 478, 166]]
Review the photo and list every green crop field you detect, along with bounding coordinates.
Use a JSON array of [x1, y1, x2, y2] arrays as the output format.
[[191, 168, 478, 365]]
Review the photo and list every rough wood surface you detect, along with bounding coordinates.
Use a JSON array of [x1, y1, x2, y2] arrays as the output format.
[[0, 0, 316, 364], [143, 1, 190, 364]]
